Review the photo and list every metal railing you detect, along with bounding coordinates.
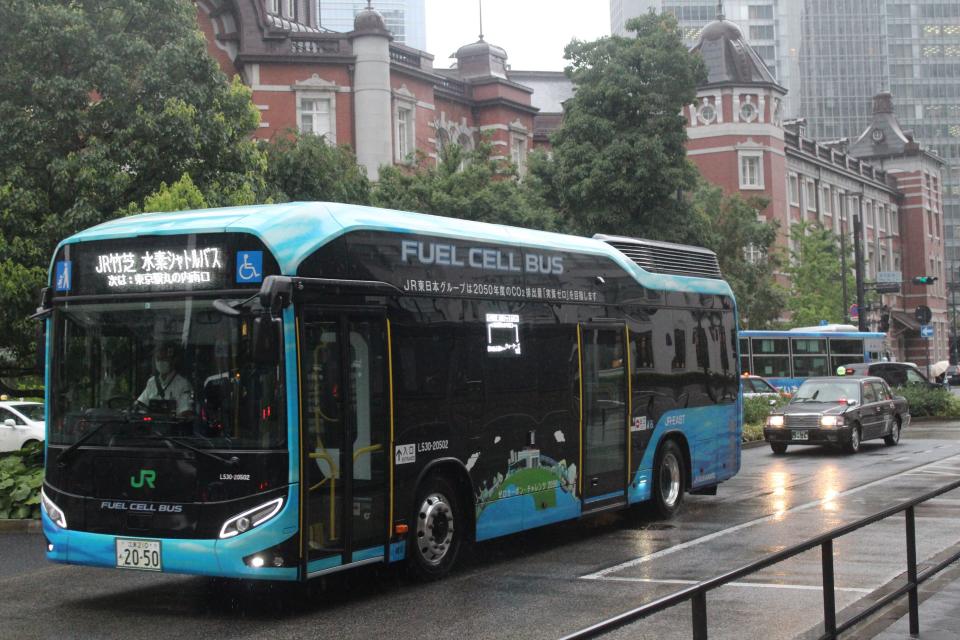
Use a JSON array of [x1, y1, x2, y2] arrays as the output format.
[[561, 477, 960, 640]]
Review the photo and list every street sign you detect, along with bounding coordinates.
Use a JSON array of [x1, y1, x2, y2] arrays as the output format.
[[921, 324, 934, 339], [849, 303, 859, 320], [877, 271, 902, 283], [874, 283, 901, 294]]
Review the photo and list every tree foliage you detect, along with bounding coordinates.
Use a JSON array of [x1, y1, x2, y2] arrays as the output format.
[[371, 142, 560, 230], [535, 13, 706, 242], [0, 0, 265, 364], [261, 131, 371, 205], [691, 182, 785, 328], [785, 221, 855, 326]]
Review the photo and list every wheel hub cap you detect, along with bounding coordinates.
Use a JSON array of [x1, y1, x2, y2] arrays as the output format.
[[416, 493, 454, 566], [660, 454, 681, 507]]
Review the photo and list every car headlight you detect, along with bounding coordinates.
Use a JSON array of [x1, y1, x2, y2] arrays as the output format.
[[219, 497, 284, 539], [767, 415, 784, 428], [820, 416, 842, 428], [40, 488, 67, 529]]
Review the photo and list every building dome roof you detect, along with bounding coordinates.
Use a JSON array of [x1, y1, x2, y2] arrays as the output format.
[[354, 6, 387, 33], [691, 15, 782, 89], [454, 38, 507, 62]]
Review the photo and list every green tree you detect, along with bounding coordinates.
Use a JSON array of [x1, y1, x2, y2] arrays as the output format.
[[0, 0, 265, 365], [785, 221, 855, 326], [535, 13, 706, 242], [371, 141, 560, 231], [262, 131, 371, 205], [691, 182, 785, 328]]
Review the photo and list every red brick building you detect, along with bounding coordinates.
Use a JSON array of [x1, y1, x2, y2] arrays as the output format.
[[196, 0, 538, 180], [685, 14, 947, 365]]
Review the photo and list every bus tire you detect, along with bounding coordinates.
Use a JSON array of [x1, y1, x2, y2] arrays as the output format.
[[408, 474, 462, 581], [770, 443, 788, 455], [652, 439, 686, 519]]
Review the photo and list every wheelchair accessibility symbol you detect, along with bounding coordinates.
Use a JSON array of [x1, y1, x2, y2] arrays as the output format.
[[236, 251, 263, 284]]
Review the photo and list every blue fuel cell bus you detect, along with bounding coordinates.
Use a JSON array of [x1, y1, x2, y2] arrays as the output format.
[[38, 202, 742, 581], [739, 327, 888, 393]]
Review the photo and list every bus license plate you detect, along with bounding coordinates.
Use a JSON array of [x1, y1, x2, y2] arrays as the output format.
[[791, 431, 809, 441], [116, 538, 162, 572]]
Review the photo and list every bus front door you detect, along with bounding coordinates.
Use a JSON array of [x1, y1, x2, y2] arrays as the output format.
[[581, 324, 629, 511], [299, 308, 390, 576]]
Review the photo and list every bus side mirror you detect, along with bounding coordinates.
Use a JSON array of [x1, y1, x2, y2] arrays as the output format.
[[252, 316, 282, 365]]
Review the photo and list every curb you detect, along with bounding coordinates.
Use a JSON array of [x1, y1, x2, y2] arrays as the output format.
[[0, 519, 42, 534], [742, 439, 767, 449], [910, 417, 960, 425]]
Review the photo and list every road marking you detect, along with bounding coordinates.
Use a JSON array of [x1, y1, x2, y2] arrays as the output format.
[[582, 452, 960, 581], [598, 576, 872, 594]]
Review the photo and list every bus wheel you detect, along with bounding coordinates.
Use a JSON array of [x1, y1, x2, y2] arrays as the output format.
[[770, 443, 788, 455], [652, 440, 686, 519], [408, 475, 462, 581]]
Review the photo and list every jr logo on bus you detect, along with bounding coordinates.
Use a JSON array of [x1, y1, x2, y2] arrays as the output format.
[[130, 470, 157, 489]]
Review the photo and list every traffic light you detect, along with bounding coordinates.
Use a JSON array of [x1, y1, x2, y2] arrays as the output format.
[[879, 313, 890, 332], [912, 276, 938, 285], [915, 305, 932, 324]]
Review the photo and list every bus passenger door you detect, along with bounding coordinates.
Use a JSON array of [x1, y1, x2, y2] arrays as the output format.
[[299, 308, 389, 575], [580, 324, 628, 510]]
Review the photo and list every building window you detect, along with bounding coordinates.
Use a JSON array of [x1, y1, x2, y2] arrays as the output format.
[[697, 102, 717, 125], [266, 0, 279, 13], [822, 186, 832, 215], [749, 25, 775, 41], [511, 136, 528, 174], [396, 106, 414, 161], [740, 101, 758, 122], [298, 97, 333, 139], [805, 180, 816, 210], [282, 0, 293, 19], [788, 174, 799, 205], [739, 152, 763, 189], [748, 5, 774, 20]]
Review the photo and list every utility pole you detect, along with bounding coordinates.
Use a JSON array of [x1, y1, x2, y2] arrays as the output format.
[[840, 210, 849, 322], [854, 202, 867, 332]]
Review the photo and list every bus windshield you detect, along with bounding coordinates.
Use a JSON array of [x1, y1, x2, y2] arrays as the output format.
[[50, 298, 285, 450]]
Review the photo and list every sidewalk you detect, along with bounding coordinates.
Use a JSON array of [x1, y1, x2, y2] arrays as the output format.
[[873, 576, 960, 639]]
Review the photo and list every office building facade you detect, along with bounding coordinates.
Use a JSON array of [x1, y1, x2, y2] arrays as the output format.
[[315, 0, 425, 49], [612, 0, 960, 270]]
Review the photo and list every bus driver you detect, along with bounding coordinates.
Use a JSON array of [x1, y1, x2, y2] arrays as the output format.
[[137, 343, 193, 417]]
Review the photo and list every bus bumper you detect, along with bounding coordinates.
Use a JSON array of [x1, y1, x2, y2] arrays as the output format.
[[41, 487, 301, 581]]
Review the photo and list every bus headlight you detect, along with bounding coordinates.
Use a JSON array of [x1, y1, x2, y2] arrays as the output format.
[[40, 489, 67, 529], [219, 498, 284, 539], [766, 415, 784, 428], [820, 416, 842, 428]]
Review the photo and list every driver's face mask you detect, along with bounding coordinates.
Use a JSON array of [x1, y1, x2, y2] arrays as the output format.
[[155, 358, 172, 376]]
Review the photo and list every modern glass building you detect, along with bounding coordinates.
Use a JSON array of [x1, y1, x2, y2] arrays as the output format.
[[612, 0, 960, 263], [317, 0, 426, 49]]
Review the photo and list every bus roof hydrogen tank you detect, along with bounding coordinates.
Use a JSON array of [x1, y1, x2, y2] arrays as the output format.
[[39, 202, 742, 581]]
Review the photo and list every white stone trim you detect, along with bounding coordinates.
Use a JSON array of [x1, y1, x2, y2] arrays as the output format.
[[687, 145, 785, 158], [686, 123, 785, 140], [416, 100, 435, 111]]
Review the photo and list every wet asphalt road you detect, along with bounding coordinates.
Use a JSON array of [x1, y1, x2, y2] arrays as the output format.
[[3, 423, 960, 640]]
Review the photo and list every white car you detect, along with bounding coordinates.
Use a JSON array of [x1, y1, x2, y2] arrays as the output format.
[[0, 401, 45, 452]]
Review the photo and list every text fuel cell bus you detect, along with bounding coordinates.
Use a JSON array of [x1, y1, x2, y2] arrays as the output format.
[[37, 202, 742, 581]]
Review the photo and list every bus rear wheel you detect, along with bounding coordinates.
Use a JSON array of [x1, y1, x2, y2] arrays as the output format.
[[408, 475, 462, 581], [652, 440, 686, 519]]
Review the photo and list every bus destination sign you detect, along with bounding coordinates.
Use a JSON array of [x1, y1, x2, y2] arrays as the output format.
[[53, 233, 279, 296], [93, 247, 224, 289]]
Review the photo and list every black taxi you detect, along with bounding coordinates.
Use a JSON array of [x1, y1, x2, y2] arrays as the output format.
[[764, 376, 910, 454]]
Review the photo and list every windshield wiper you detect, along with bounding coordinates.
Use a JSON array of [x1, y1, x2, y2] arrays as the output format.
[[56, 414, 128, 468], [148, 435, 239, 467]]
